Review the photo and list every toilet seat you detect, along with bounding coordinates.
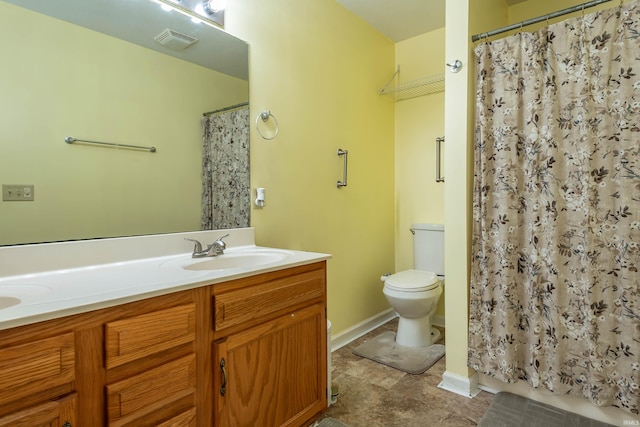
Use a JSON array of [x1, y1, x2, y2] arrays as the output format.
[[384, 269, 439, 292]]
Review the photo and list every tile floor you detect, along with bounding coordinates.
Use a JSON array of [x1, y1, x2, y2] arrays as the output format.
[[321, 318, 495, 427]]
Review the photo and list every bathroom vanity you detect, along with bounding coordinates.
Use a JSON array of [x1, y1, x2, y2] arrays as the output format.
[[0, 229, 329, 427]]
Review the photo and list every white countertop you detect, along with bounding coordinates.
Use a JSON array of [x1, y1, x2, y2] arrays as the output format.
[[0, 228, 330, 330]]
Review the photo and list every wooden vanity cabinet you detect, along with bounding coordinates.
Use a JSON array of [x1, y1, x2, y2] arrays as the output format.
[[0, 332, 77, 427], [103, 298, 200, 427], [211, 262, 328, 427], [0, 289, 202, 427], [0, 393, 77, 427], [0, 260, 327, 427]]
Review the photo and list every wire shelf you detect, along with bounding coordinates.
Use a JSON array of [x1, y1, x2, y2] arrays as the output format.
[[379, 73, 445, 101]]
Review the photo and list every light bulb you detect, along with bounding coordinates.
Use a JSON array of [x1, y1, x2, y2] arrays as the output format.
[[203, 0, 227, 14]]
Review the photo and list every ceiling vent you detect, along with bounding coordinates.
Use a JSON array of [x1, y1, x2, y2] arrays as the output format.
[[154, 29, 198, 51]]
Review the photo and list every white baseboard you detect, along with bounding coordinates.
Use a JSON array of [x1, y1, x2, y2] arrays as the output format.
[[438, 370, 481, 398], [478, 384, 499, 394], [330, 308, 397, 352], [330, 310, 446, 352]]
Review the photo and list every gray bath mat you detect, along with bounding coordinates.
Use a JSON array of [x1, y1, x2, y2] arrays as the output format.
[[478, 392, 616, 427], [316, 417, 350, 427], [352, 331, 445, 375]]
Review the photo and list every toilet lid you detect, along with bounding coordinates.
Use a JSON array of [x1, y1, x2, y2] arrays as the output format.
[[384, 269, 439, 292]]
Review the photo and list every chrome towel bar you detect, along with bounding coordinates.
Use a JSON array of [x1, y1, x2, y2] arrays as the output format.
[[337, 148, 348, 188], [436, 137, 444, 183], [65, 136, 156, 153]]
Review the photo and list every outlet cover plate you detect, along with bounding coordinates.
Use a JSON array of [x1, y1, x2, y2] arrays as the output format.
[[2, 184, 34, 201]]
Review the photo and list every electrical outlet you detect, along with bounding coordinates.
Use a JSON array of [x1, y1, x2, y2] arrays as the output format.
[[2, 184, 34, 201]]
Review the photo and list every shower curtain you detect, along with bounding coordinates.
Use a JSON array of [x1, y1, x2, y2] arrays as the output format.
[[201, 107, 250, 230], [469, 2, 640, 414]]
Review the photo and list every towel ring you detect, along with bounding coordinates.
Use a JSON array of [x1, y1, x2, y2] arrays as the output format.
[[256, 110, 279, 140]]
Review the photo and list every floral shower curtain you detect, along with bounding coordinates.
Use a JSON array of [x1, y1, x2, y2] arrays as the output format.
[[469, 2, 640, 414], [201, 107, 250, 230]]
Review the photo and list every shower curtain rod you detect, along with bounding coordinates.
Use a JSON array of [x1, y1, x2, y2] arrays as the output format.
[[471, 0, 614, 42], [203, 102, 249, 117]]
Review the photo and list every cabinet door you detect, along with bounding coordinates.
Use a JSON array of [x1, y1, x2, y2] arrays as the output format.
[[0, 392, 76, 427], [213, 304, 327, 427]]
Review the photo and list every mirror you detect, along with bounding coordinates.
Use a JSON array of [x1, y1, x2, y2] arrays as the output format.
[[0, 0, 249, 246]]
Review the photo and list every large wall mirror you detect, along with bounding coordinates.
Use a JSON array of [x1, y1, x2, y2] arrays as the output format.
[[0, 0, 249, 246]]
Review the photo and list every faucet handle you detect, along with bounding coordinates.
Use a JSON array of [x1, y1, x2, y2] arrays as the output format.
[[184, 238, 203, 253], [214, 234, 230, 250]]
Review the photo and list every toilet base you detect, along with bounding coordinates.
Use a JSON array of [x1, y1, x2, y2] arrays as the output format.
[[395, 316, 440, 347]]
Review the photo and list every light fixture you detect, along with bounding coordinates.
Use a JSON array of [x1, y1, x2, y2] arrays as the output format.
[[152, 0, 225, 28], [202, 0, 227, 14]]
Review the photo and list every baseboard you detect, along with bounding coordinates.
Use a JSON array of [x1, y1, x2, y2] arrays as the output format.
[[478, 384, 499, 394], [438, 370, 481, 398], [330, 308, 397, 352]]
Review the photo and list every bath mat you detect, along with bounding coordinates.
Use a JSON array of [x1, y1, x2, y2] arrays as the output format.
[[352, 331, 445, 375], [315, 417, 350, 427], [478, 392, 616, 427]]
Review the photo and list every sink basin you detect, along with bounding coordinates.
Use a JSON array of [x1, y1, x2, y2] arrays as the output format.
[[0, 296, 21, 310], [184, 251, 290, 271], [0, 284, 51, 310]]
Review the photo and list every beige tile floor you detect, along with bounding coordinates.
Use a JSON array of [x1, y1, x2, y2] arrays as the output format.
[[321, 319, 495, 427]]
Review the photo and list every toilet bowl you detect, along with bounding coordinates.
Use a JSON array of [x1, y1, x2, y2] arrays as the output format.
[[383, 269, 442, 347]]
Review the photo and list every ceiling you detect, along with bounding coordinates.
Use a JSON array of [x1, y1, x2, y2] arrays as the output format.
[[3, 0, 248, 80], [336, 0, 446, 42], [336, 0, 528, 42]]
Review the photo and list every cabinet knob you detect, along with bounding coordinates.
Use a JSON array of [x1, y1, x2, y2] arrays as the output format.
[[63, 422, 72, 427]]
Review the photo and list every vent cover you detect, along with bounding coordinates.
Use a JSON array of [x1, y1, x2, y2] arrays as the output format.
[[154, 29, 198, 51]]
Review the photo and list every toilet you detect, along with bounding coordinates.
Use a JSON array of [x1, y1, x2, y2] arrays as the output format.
[[382, 223, 444, 347]]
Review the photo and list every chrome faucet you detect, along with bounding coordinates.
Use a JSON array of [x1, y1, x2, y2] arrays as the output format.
[[185, 234, 230, 258]]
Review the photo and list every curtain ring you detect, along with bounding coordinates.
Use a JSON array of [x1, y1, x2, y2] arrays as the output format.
[[256, 110, 279, 140]]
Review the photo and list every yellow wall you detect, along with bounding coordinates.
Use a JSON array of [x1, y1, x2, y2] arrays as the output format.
[[442, 0, 508, 381], [225, 0, 396, 334], [508, 0, 617, 26], [394, 28, 446, 317], [0, 2, 247, 245]]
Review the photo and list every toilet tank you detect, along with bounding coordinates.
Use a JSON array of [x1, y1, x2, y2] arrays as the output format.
[[412, 223, 444, 276]]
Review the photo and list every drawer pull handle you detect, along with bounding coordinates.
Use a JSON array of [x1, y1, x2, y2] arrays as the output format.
[[220, 358, 227, 396], [63, 422, 71, 427]]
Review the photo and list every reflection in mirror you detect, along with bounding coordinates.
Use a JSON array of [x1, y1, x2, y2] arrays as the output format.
[[0, 0, 249, 246]]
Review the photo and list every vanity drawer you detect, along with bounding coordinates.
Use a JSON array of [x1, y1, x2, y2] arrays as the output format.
[[106, 354, 196, 424], [0, 333, 75, 405], [105, 304, 196, 369], [0, 392, 76, 427], [213, 268, 325, 332], [156, 407, 197, 427]]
